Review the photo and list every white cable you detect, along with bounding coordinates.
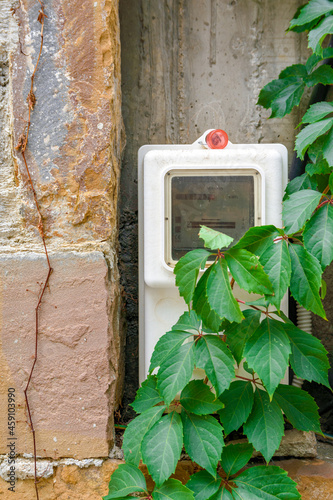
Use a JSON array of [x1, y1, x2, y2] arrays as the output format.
[[291, 303, 312, 388]]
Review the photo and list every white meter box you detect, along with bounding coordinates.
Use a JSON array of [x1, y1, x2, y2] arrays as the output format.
[[138, 141, 288, 383]]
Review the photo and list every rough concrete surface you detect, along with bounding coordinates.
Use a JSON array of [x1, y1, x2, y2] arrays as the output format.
[[0, 252, 120, 458], [119, 0, 310, 418]]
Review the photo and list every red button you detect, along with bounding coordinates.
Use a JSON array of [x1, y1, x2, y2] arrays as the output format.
[[206, 129, 228, 149]]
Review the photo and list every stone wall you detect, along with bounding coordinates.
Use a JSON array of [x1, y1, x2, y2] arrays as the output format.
[[0, 0, 123, 475], [0, 0, 332, 498]]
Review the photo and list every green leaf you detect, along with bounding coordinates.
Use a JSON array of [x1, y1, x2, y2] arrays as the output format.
[[302, 101, 333, 124], [306, 64, 333, 86], [123, 405, 166, 466], [182, 412, 224, 477], [243, 388, 284, 462], [308, 133, 330, 161], [243, 318, 291, 397], [306, 46, 333, 72], [288, 243, 326, 318], [282, 189, 322, 234], [150, 330, 194, 372], [206, 259, 244, 324], [323, 125, 333, 166], [257, 77, 305, 118], [180, 380, 224, 415], [233, 465, 300, 500], [208, 486, 233, 500], [304, 203, 333, 269], [103, 464, 147, 499], [141, 411, 183, 487], [131, 376, 163, 413], [193, 267, 224, 332], [152, 479, 195, 500], [186, 470, 220, 500], [309, 16, 333, 55], [221, 443, 254, 477], [175, 249, 212, 305], [199, 225, 234, 250], [233, 225, 280, 256], [279, 64, 308, 79], [172, 310, 201, 332], [273, 384, 321, 433], [260, 239, 291, 309], [157, 341, 195, 406], [321, 277, 327, 299], [284, 172, 318, 199], [225, 309, 261, 365], [224, 249, 274, 295], [284, 322, 330, 388], [289, 0, 333, 29], [245, 298, 270, 307], [195, 335, 235, 396], [330, 172, 333, 193], [218, 381, 254, 436], [306, 158, 331, 175], [295, 117, 333, 159]]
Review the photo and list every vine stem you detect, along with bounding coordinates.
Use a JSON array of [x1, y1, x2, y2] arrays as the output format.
[[236, 299, 273, 318], [17, 3, 50, 499]]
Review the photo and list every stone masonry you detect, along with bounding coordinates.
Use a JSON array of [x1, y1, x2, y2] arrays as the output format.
[[0, 0, 123, 471]]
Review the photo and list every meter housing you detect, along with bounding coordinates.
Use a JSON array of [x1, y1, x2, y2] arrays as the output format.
[[138, 138, 287, 383]]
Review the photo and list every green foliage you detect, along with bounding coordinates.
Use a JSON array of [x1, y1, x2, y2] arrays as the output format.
[[182, 411, 224, 476], [233, 466, 301, 499], [243, 319, 291, 398], [186, 470, 221, 500], [224, 309, 261, 364], [288, 243, 326, 318], [199, 225, 234, 250], [123, 405, 166, 466], [273, 384, 321, 433], [180, 379, 224, 415], [152, 479, 194, 500], [220, 443, 254, 477], [103, 464, 147, 499], [105, 3, 332, 500], [195, 335, 235, 396], [130, 376, 163, 413], [141, 411, 183, 487], [218, 381, 254, 435], [243, 388, 285, 462], [157, 341, 195, 405]]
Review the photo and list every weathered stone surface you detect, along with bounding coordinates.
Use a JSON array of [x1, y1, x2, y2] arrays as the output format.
[[0, 252, 121, 459], [0, 459, 120, 500], [279, 458, 333, 500], [1, 0, 123, 251], [0, 456, 333, 499], [231, 430, 317, 459], [276, 430, 317, 458], [0, 0, 124, 468]]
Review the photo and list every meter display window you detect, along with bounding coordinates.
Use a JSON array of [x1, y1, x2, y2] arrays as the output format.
[[165, 170, 261, 263]]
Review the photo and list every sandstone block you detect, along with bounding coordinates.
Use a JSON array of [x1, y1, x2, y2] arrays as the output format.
[[0, 251, 120, 459]]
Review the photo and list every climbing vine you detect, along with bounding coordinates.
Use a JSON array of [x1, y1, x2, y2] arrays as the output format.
[[104, 1, 333, 499], [14, 2, 50, 499]]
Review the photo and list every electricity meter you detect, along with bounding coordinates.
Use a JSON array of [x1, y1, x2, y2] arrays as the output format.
[[138, 131, 288, 382]]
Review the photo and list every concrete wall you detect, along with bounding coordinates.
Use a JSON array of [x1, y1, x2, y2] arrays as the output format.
[[119, 0, 314, 419], [0, 0, 124, 489]]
